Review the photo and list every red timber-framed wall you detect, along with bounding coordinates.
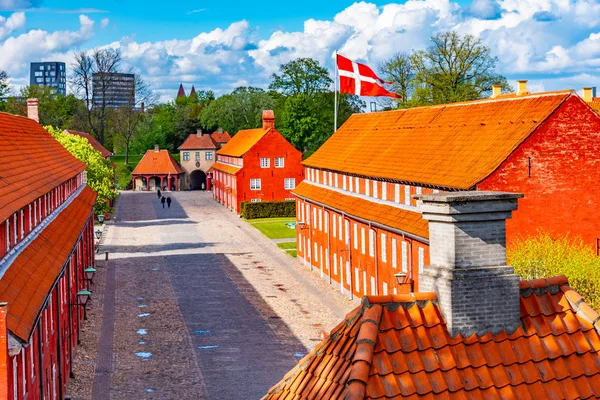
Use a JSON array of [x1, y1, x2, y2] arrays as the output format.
[[0, 108, 98, 400], [295, 168, 431, 299]]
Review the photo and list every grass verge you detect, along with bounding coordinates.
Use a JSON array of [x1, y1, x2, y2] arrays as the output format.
[[247, 217, 296, 239]]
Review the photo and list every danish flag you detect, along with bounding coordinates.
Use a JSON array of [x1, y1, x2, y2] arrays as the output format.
[[337, 53, 400, 98]]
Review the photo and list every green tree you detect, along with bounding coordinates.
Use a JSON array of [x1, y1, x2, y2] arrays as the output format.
[[269, 58, 332, 96], [46, 126, 117, 214], [0, 70, 10, 98], [378, 52, 414, 108]]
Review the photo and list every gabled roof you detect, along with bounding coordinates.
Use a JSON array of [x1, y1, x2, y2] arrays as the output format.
[[66, 130, 112, 158], [0, 112, 86, 223], [0, 186, 96, 342], [131, 149, 184, 175], [293, 182, 428, 239], [209, 162, 242, 175], [304, 91, 573, 190], [216, 128, 268, 157], [190, 85, 196, 97], [263, 275, 600, 400], [211, 130, 232, 144], [177, 83, 186, 98], [178, 133, 219, 150]]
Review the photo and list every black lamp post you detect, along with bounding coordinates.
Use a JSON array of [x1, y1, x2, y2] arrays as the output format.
[[74, 289, 91, 320], [394, 272, 414, 292]]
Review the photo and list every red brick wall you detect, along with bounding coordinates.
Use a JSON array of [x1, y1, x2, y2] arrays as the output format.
[[479, 96, 600, 249], [236, 129, 304, 210]]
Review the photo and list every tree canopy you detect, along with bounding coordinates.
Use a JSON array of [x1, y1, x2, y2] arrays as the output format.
[[269, 58, 333, 96]]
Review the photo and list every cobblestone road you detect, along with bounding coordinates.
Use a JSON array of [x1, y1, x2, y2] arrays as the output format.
[[67, 191, 356, 400]]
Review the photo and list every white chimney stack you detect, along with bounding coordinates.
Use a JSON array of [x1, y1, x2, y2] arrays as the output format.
[[517, 80, 528, 96], [491, 84, 502, 98], [582, 87, 596, 103], [27, 98, 39, 123], [154, 144, 159, 152]]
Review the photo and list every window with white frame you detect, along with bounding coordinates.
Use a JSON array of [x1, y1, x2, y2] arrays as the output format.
[[250, 178, 261, 190], [306, 204, 310, 225], [343, 175, 347, 190], [284, 178, 295, 190], [416, 186, 422, 195], [329, 172, 333, 186], [195, 152, 200, 160], [332, 215, 336, 238], [318, 209, 322, 231], [313, 209, 317, 227], [260, 158, 270, 168], [349, 176, 353, 192], [339, 216, 343, 240], [353, 224, 358, 249], [334, 173, 338, 187], [404, 186, 411, 206], [392, 238, 397, 268], [183, 152, 190, 161], [361, 227, 366, 255], [395, 184, 400, 203], [325, 212, 329, 233], [12, 357, 16, 400], [366, 179, 370, 196], [369, 229, 375, 257], [206, 152, 213, 160], [333, 254, 337, 274], [433, 189, 440, 193], [381, 233, 387, 262], [285, 198, 295, 201], [355, 177, 359, 193], [250, 198, 261, 202], [402, 242, 408, 272], [382, 182, 387, 200], [373, 180, 378, 198], [21, 350, 26, 397], [274, 157, 284, 168], [314, 243, 318, 262], [418, 247, 425, 273]]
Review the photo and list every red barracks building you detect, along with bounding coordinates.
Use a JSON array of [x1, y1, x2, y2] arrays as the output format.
[[294, 82, 600, 299], [0, 100, 97, 399], [211, 110, 304, 213]]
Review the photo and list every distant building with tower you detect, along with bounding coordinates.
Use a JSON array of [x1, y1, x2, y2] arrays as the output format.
[[176, 84, 197, 99], [29, 62, 66, 96], [92, 72, 135, 109]]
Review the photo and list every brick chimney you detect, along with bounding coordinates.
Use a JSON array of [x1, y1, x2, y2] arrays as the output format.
[[197, 129, 202, 137], [154, 144, 159, 152], [516, 80, 528, 96], [27, 98, 39, 123], [491, 84, 502, 98], [262, 110, 275, 130], [583, 87, 596, 102], [416, 191, 523, 337]]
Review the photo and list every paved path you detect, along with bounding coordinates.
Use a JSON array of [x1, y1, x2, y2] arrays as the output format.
[[69, 191, 356, 400]]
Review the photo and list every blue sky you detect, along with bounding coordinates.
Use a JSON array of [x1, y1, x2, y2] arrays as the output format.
[[1, 0, 600, 101]]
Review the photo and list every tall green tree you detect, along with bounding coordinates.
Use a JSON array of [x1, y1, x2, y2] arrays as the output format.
[[269, 58, 332, 96], [378, 53, 414, 107], [0, 70, 10, 98], [46, 126, 117, 214]]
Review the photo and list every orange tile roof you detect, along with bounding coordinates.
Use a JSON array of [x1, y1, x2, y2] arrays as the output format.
[[588, 98, 600, 113], [211, 130, 232, 144], [209, 162, 242, 175], [0, 112, 86, 223], [304, 91, 573, 190], [263, 275, 600, 400], [178, 133, 219, 150], [0, 186, 96, 342], [131, 149, 184, 175], [293, 182, 428, 239], [216, 128, 268, 157], [65, 130, 112, 158]]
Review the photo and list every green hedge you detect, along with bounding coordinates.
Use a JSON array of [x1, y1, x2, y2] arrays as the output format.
[[508, 231, 600, 310], [241, 200, 296, 219]]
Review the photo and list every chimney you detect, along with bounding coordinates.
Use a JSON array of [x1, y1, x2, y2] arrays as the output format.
[[491, 84, 502, 98], [27, 98, 39, 123], [516, 80, 528, 96], [154, 144, 159, 152], [197, 129, 202, 137], [582, 87, 596, 102], [416, 191, 523, 337], [262, 110, 275, 130], [218, 127, 223, 134], [140, 102, 145, 113]]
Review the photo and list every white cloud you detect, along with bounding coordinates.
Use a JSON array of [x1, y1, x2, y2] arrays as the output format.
[[0, 0, 40, 11], [0, 11, 25, 39], [100, 17, 109, 29]]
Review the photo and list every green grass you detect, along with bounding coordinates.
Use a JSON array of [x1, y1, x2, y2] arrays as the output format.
[[111, 153, 180, 190], [247, 218, 297, 239], [277, 242, 297, 250], [286, 250, 297, 258]]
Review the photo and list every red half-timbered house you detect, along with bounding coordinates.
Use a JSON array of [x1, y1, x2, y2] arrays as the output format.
[[0, 101, 97, 399], [294, 83, 600, 299], [210, 110, 304, 213]]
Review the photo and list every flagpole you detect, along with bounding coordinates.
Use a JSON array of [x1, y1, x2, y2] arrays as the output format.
[[334, 50, 338, 133]]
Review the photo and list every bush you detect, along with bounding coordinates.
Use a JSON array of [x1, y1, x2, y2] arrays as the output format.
[[241, 200, 296, 219], [508, 231, 600, 309]]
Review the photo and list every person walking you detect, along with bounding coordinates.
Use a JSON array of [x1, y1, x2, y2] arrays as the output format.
[[157, 188, 161, 199], [161, 196, 166, 208], [166, 197, 172, 208]]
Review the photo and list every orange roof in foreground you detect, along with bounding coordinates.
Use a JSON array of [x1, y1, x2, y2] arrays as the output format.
[[131, 149, 184, 175], [209, 162, 242, 175], [264, 276, 600, 400], [0, 186, 96, 342], [178, 133, 219, 150], [304, 91, 573, 190], [293, 182, 428, 239], [211, 130, 232, 144], [66, 130, 112, 158], [217, 128, 268, 157], [0, 113, 86, 223]]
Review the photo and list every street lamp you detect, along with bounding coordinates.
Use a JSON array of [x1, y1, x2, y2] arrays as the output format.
[[74, 289, 91, 320], [394, 272, 414, 291], [84, 267, 96, 284], [97, 214, 105, 223], [94, 227, 102, 240]]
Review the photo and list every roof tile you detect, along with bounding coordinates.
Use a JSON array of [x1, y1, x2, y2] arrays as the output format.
[[217, 128, 268, 157], [131, 149, 184, 175], [178, 133, 219, 150]]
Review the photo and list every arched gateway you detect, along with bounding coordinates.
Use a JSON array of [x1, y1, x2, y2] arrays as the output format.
[[190, 170, 207, 190]]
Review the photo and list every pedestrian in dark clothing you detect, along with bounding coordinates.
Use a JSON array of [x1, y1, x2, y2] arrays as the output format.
[[157, 189, 161, 199], [166, 197, 172, 208], [161, 196, 166, 208]]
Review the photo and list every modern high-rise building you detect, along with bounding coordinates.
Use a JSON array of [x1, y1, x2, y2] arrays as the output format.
[[29, 61, 67, 96], [92, 72, 135, 109]]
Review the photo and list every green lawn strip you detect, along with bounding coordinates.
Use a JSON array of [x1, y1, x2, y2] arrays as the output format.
[[277, 242, 297, 250], [247, 218, 296, 239], [286, 250, 297, 258], [247, 217, 296, 224]]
